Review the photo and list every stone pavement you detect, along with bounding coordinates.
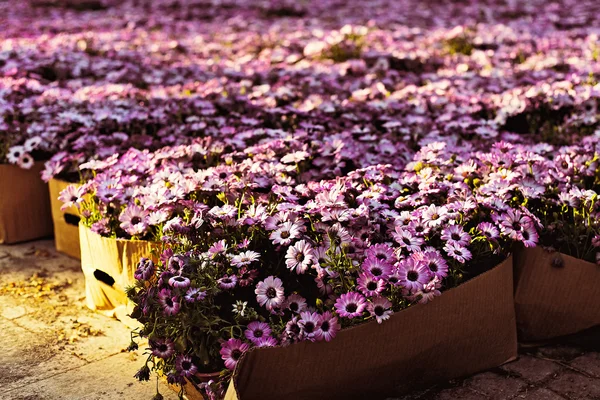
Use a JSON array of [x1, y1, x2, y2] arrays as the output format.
[[0, 240, 598, 400]]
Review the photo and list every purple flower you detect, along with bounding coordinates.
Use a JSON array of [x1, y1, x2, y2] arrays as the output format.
[[334, 292, 367, 319], [150, 338, 175, 359], [169, 275, 191, 289], [158, 289, 180, 316], [284, 294, 307, 314], [175, 355, 197, 378], [421, 250, 449, 279], [134, 258, 155, 281], [443, 242, 472, 264], [368, 297, 393, 324], [318, 311, 340, 342], [119, 205, 149, 236], [220, 339, 250, 370], [244, 321, 272, 345], [440, 225, 471, 247], [218, 275, 238, 290], [255, 276, 285, 311], [184, 287, 206, 303], [298, 311, 322, 342], [357, 272, 386, 297], [477, 222, 500, 240], [361, 256, 392, 280], [230, 250, 261, 268], [392, 227, 424, 253], [254, 336, 278, 348], [397, 257, 432, 293], [285, 240, 315, 274], [58, 185, 84, 211]]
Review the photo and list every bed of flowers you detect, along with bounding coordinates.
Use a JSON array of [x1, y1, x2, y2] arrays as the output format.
[[3, 0, 600, 398]]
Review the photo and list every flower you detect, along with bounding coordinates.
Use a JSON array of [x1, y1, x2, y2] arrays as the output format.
[[285, 240, 316, 274], [244, 321, 272, 345], [334, 292, 367, 319], [232, 300, 248, 316], [169, 276, 191, 289], [397, 257, 432, 293], [318, 312, 340, 342], [220, 339, 250, 370], [175, 355, 198, 378], [443, 242, 473, 264], [218, 275, 237, 290], [158, 289, 180, 316], [361, 256, 392, 280], [185, 287, 206, 303], [255, 276, 285, 311], [392, 227, 424, 253], [284, 294, 307, 314], [255, 336, 279, 348], [440, 225, 471, 247], [134, 258, 155, 281], [357, 272, 386, 297], [119, 205, 149, 236], [230, 251, 261, 268], [298, 311, 323, 342], [368, 297, 393, 324], [150, 338, 175, 359]]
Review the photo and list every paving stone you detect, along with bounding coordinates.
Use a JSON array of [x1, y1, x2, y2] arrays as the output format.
[[434, 386, 482, 400], [0, 352, 179, 400], [502, 355, 562, 383], [569, 353, 600, 378], [464, 372, 526, 400], [513, 388, 566, 399], [547, 371, 600, 399], [535, 346, 584, 362]]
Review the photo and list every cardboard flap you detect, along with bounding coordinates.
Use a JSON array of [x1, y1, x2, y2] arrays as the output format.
[[226, 256, 516, 400], [79, 224, 158, 315], [514, 247, 600, 342], [0, 163, 53, 244], [49, 178, 82, 258]]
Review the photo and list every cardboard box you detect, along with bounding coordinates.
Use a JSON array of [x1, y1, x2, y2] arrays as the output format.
[[79, 224, 158, 328], [514, 247, 600, 343], [215, 256, 517, 400], [0, 163, 53, 244], [49, 178, 81, 258]]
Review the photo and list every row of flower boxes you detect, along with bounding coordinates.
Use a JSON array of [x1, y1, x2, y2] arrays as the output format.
[[2, 166, 600, 399]]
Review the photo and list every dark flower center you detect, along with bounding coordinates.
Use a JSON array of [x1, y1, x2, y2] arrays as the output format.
[[219, 172, 228, 179], [407, 271, 419, 281], [295, 253, 305, 262], [131, 216, 142, 225], [345, 303, 358, 313], [431, 213, 439, 220], [181, 361, 192, 370], [222, 278, 232, 284], [266, 287, 277, 298], [289, 302, 299, 312], [429, 262, 438, 272], [157, 344, 168, 352], [415, 225, 424, 233], [303, 322, 315, 333], [165, 298, 174, 307], [231, 349, 242, 360], [370, 267, 382, 276], [402, 237, 411, 245], [70, 196, 78, 202], [512, 222, 521, 230], [280, 231, 290, 239], [374, 306, 384, 317], [451, 233, 460, 240], [376, 253, 387, 260], [367, 281, 378, 291], [321, 321, 330, 332], [389, 276, 398, 284], [253, 329, 263, 338]]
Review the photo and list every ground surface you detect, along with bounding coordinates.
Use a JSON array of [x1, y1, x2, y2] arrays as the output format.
[[0, 240, 598, 400]]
